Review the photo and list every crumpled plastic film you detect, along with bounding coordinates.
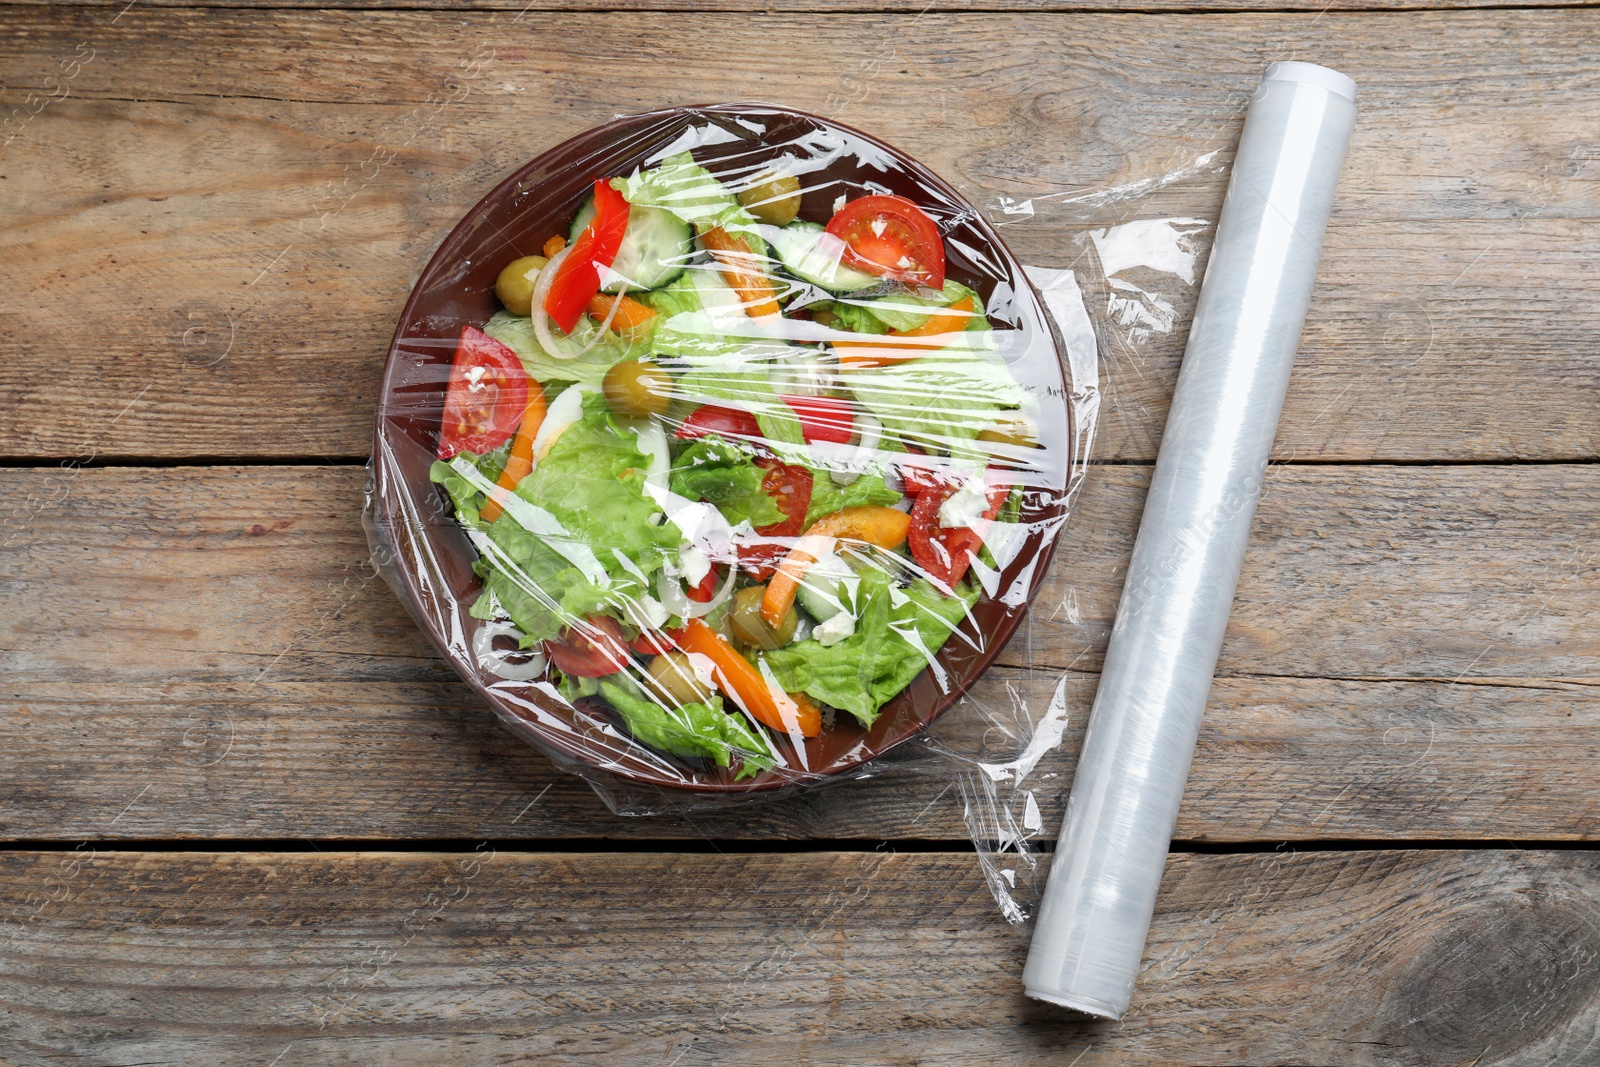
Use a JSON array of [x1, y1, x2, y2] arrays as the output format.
[[359, 104, 1205, 922], [917, 171, 1227, 924]]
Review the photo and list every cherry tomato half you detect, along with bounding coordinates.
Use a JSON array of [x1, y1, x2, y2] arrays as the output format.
[[739, 459, 814, 580], [545, 615, 631, 678], [437, 326, 530, 460], [825, 194, 946, 289], [543, 179, 630, 334], [907, 474, 1011, 588]]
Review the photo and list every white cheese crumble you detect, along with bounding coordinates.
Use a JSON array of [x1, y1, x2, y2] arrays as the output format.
[[938, 476, 990, 529], [679, 544, 712, 586], [814, 610, 857, 647]]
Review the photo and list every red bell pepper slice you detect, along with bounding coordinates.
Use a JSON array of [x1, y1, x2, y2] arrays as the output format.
[[627, 629, 679, 656], [685, 565, 720, 603], [542, 179, 630, 334]]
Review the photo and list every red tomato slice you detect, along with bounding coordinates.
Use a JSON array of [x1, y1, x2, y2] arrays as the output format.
[[545, 615, 631, 678], [437, 326, 530, 460], [825, 194, 946, 289], [739, 459, 814, 580], [907, 474, 1010, 588], [897, 444, 943, 497], [781, 395, 855, 445], [674, 404, 763, 444], [543, 179, 630, 334]]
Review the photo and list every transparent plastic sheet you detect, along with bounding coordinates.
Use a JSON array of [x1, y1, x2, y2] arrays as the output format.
[[359, 103, 1212, 923], [926, 163, 1228, 925], [1024, 63, 1357, 1017]]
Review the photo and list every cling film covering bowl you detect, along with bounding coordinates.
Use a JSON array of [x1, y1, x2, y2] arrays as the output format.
[[366, 103, 1074, 798]]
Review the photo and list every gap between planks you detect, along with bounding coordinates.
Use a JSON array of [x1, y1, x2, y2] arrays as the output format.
[[3, 837, 1599, 853]]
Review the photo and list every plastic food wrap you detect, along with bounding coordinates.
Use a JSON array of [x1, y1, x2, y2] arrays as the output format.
[[365, 104, 1087, 801], [1024, 62, 1358, 1017]]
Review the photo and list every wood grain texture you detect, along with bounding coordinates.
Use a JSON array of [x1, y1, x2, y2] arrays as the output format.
[[3, 464, 1596, 842], [7, 464, 1595, 684], [8, 0, 1598, 9], [5, 848, 1600, 1065], [3, 9, 1598, 462]]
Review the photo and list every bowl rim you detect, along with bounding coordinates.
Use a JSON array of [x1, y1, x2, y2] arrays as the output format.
[[371, 101, 1074, 795]]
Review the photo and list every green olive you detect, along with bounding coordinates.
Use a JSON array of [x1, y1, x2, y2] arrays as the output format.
[[737, 171, 802, 227], [495, 254, 548, 316], [603, 359, 673, 419], [977, 415, 1039, 450], [728, 585, 798, 650], [647, 652, 713, 707]]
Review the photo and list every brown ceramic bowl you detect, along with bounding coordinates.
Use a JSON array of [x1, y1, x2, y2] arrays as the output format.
[[369, 103, 1072, 796]]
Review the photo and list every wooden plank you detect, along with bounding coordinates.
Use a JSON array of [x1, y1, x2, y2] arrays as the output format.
[[6, 465, 1595, 684], [3, 10, 1598, 462], [4, 848, 1600, 1064], [3, 464, 1597, 842], [5, 672, 1600, 842], [7, 0, 1597, 10]]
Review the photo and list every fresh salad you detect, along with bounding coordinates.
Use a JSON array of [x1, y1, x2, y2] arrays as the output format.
[[430, 149, 1039, 780]]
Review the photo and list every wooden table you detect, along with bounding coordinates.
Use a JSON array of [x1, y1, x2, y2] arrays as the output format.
[[3, 1, 1598, 1062]]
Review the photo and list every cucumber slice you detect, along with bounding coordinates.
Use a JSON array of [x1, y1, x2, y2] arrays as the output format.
[[796, 550, 859, 623], [762, 221, 881, 294], [570, 194, 694, 291]]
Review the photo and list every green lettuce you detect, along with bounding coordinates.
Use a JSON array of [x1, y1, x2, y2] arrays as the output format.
[[762, 568, 979, 728], [817, 301, 890, 335], [670, 436, 786, 528], [643, 267, 808, 452], [666, 342, 806, 450], [844, 346, 1025, 460], [803, 472, 903, 527], [614, 151, 766, 255], [851, 280, 982, 333], [428, 443, 509, 528], [468, 394, 682, 642], [481, 310, 645, 387], [600, 681, 776, 779]]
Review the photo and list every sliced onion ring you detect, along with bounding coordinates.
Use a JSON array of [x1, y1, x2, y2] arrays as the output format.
[[656, 559, 738, 619], [530, 247, 627, 360], [472, 620, 548, 681]]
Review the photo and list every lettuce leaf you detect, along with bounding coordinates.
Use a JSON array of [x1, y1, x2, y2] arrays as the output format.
[[664, 338, 807, 449], [762, 568, 979, 727], [470, 394, 682, 642], [844, 346, 1025, 460], [599, 682, 776, 779], [852, 280, 981, 333], [817, 301, 890, 335], [614, 151, 766, 256], [670, 436, 786, 528], [428, 443, 509, 529], [481, 310, 645, 387], [803, 471, 903, 527]]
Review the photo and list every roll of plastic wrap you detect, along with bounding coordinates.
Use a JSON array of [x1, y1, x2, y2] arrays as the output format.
[[1021, 62, 1357, 1018]]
